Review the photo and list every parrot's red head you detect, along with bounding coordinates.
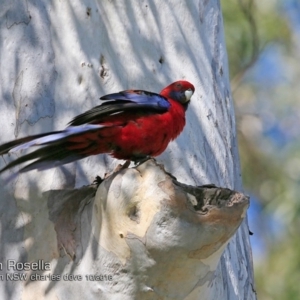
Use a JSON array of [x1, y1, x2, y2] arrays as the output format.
[[160, 80, 195, 105]]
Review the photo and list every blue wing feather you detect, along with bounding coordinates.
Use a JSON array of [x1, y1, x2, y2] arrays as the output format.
[[69, 90, 170, 126], [100, 90, 170, 109]]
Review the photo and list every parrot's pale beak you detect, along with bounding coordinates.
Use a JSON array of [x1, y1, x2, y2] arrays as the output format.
[[184, 89, 193, 102]]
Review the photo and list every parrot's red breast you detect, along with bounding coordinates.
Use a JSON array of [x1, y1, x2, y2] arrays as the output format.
[[0, 80, 195, 175]]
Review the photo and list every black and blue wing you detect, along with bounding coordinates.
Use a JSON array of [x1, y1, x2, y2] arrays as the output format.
[[69, 90, 170, 126]]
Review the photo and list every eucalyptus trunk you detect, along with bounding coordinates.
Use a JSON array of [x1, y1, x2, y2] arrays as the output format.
[[0, 1, 256, 299]]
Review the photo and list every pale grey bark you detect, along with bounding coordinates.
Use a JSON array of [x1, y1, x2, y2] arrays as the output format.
[[0, 1, 256, 299]]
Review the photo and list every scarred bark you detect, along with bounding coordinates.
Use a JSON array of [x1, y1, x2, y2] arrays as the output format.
[[43, 159, 249, 299]]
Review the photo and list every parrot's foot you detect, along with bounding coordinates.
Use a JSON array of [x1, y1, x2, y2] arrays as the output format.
[[114, 160, 131, 172], [93, 161, 131, 187], [133, 156, 152, 166], [93, 175, 103, 187]]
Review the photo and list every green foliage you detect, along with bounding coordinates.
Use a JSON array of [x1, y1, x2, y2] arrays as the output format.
[[222, 1, 300, 299], [222, 0, 291, 80], [255, 231, 300, 300]]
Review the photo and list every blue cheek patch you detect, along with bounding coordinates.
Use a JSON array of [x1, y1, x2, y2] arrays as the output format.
[[168, 90, 184, 102]]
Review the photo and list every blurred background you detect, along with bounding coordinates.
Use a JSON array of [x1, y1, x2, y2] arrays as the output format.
[[222, 0, 300, 299]]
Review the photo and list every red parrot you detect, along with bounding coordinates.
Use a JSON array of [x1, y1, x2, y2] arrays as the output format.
[[0, 80, 194, 175]]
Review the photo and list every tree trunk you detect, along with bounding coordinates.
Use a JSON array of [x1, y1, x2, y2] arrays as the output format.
[[0, 1, 256, 299]]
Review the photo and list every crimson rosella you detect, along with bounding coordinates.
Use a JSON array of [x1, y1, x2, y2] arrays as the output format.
[[0, 80, 194, 175]]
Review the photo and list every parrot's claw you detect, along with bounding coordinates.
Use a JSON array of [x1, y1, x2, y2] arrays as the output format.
[[93, 160, 131, 187], [93, 175, 103, 187], [114, 160, 131, 172], [133, 156, 152, 166]]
